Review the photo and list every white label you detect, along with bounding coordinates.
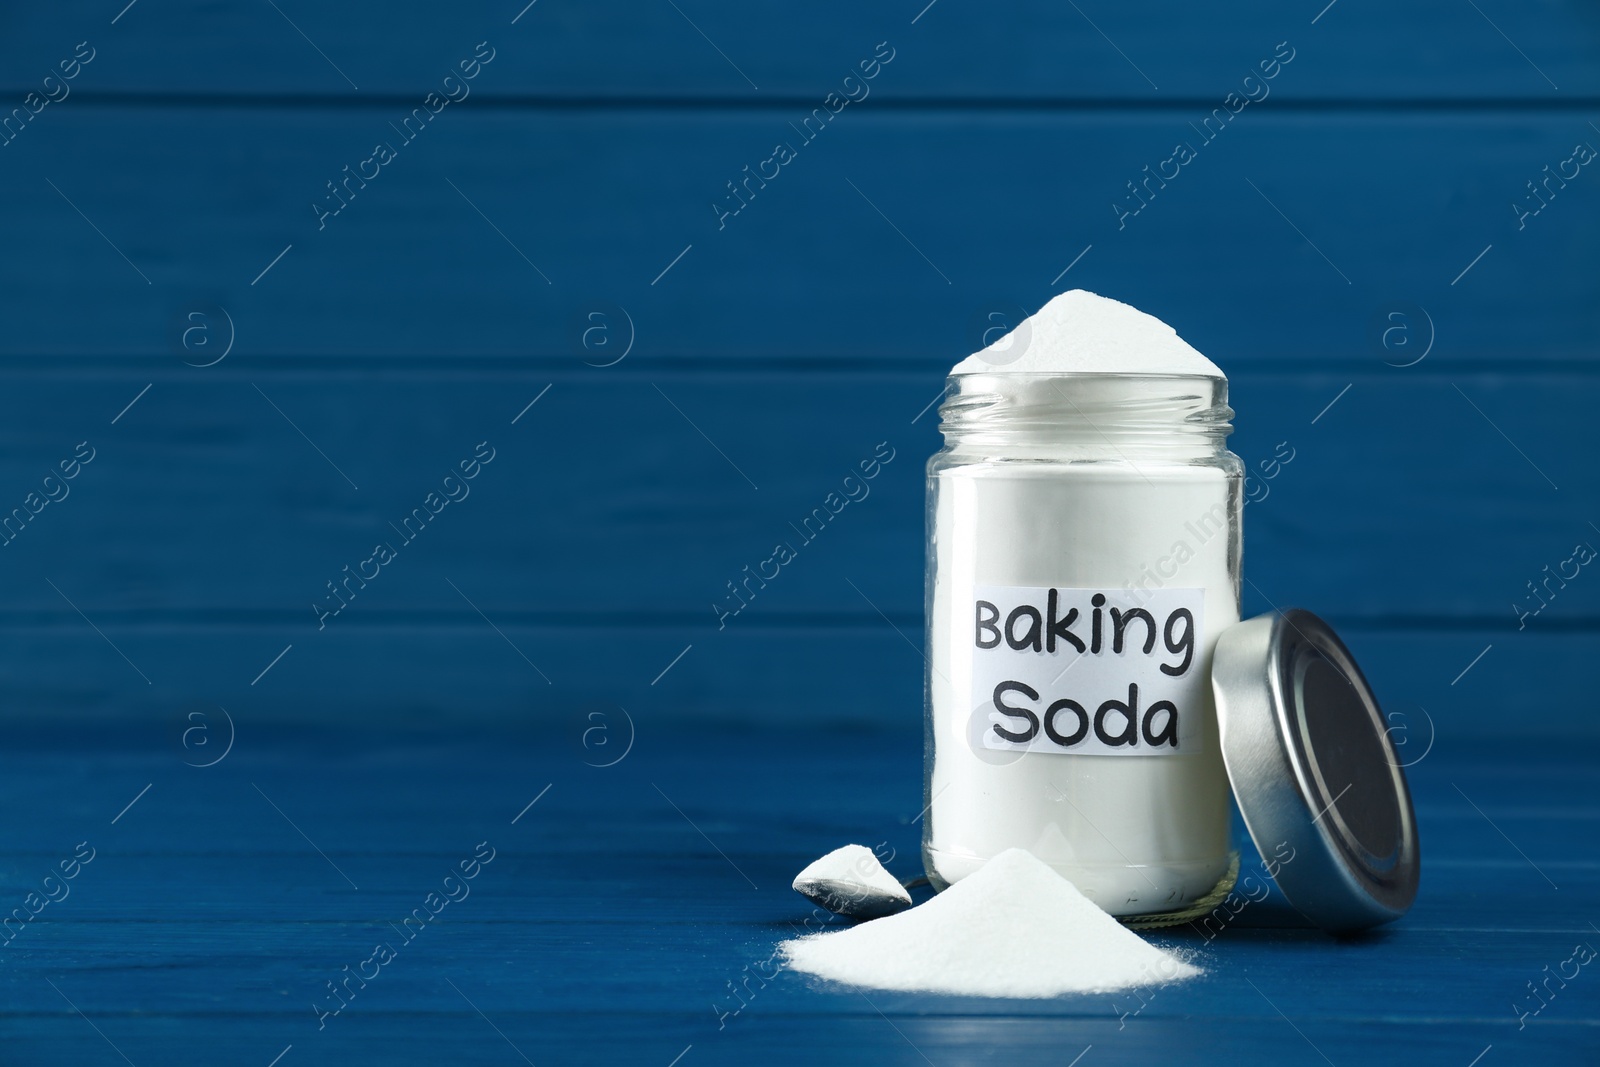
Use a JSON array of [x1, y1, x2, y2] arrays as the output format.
[[968, 586, 1205, 756]]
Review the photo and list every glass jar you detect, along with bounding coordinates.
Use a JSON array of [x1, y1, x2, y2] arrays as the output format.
[[923, 371, 1242, 918]]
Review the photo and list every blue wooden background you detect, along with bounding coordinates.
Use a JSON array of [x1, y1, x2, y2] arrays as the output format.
[[2, 4, 1598, 1066], [1, 1, 1596, 740]]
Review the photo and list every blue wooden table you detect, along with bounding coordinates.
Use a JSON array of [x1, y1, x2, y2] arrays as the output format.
[[2, 729, 1592, 1066]]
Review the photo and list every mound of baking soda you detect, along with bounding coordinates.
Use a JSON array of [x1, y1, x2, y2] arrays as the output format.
[[780, 848, 1200, 997], [951, 289, 1223, 377]]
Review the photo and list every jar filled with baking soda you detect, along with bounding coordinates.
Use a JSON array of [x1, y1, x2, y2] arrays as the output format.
[[923, 291, 1242, 919]]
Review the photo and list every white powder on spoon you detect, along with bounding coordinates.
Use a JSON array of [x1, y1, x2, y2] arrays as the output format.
[[951, 289, 1223, 377], [780, 849, 1199, 997]]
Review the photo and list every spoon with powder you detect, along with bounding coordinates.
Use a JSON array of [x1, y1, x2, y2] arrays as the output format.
[[791, 844, 914, 920]]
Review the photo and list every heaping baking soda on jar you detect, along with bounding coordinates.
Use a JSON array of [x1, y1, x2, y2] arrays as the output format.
[[923, 290, 1242, 919]]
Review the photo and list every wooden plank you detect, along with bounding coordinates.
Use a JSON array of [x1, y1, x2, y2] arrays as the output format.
[[1, 1, 1595, 99], [0, 109, 1595, 362], [0, 371, 1591, 623]]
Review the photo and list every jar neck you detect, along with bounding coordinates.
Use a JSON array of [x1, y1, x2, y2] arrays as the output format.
[[937, 373, 1233, 463]]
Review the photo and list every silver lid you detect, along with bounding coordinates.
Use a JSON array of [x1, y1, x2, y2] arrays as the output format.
[[1211, 609, 1420, 933]]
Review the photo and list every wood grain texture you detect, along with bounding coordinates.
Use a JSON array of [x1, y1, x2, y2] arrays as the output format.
[[0, 370, 1592, 616], [0, 109, 1593, 362], [0, 734, 1593, 1065], [0, 0, 1590, 734], [0, 370, 1588, 729], [0, 4, 1589, 1063], [7, 369, 1596, 621], [1, 1, 1596, 99]]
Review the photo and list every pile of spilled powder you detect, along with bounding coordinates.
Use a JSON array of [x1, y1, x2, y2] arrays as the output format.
[[780, 849, 1199, 997], [950, 288, 1224, 378]]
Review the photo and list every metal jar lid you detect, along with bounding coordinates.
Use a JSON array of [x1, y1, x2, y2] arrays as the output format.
[[1211, 609, 1420, 933]]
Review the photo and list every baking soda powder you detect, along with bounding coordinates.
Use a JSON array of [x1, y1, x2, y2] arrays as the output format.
[[782, 848, 1199, 996]]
